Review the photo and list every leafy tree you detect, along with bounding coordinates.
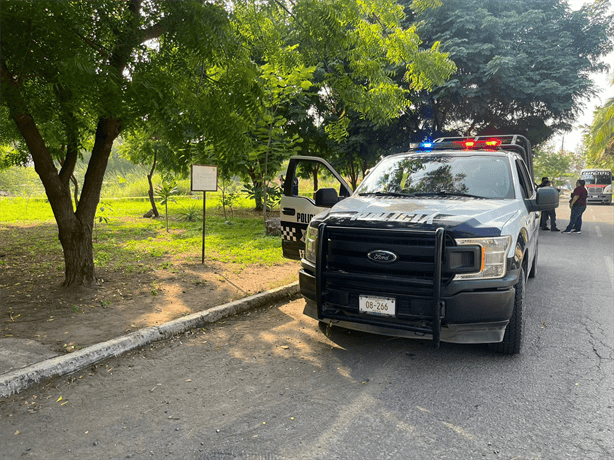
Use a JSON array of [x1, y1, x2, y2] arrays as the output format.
[[409, 0, 614, 145], [1, 0, 455, 287], [533, 144, 574, 185], [156, 181, 178, 233], [216, 0, 456, 199], [119, 131, 179, 218], [1, 1, 258, 286], [237, 63, 313, 215], [583, 77, 614, 169]]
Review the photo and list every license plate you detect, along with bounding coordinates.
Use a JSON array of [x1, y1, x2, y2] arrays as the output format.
[[359, 295, 396, 317]]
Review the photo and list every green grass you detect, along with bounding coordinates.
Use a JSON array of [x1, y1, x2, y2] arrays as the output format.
[[0, 194, 262, 222], [0, 197, 56, 222], [1, 196, 287, 272]]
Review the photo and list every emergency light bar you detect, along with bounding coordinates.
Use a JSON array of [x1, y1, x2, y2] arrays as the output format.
[[412, 138, 503, 151], [414, 134, 534, 178]]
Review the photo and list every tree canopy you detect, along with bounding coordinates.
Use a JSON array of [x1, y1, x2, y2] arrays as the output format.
[[1, 0, 455, 286], [0, 1, 261, 285], [583, 77, 614, 169], [533, 144, 575, 185], [409, 0, 614, 144]]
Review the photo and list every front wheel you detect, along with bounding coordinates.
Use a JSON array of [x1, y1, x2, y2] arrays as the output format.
[[490, 267, 525, 355]]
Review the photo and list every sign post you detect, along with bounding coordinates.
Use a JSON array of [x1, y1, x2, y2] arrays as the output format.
[[191, 165, 218, 263]]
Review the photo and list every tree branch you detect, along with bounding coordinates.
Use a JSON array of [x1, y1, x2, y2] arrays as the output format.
[[141, 22, 167, 43], [59, 143, 79, 187]]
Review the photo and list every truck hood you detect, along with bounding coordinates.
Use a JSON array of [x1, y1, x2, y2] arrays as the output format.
[[320, 195, 522, 237]]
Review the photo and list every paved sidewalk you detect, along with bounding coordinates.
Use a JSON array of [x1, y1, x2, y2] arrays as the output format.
[[0, 282, 299, 398]]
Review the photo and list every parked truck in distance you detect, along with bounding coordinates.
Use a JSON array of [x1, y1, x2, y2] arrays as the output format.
[[580, 169, 613, 204]]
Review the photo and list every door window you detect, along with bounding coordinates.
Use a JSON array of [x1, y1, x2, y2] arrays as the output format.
[[280, 157, 351, 260]]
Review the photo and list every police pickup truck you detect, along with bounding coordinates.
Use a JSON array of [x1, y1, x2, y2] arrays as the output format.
[[280, 135, 559, 354]]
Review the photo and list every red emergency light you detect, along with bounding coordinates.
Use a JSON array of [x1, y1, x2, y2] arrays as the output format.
[[453, 138, 502, 150], [483, 138, 502, 148]]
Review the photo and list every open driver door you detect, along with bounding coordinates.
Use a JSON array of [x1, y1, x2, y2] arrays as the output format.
[[280, 156, 352, 260]]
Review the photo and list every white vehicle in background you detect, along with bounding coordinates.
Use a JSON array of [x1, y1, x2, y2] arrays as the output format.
[[580, 169, 613, 204]]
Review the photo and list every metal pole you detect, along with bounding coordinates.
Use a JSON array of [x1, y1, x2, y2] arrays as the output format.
[[202, 191, 206, 264]]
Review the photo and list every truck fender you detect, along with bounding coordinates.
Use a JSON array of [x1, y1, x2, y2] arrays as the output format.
[[511, 233, 526, 272]]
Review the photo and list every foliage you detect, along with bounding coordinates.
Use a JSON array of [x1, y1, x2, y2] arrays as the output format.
[[96, 203, 113, 226], [242, 183, 282, 211], [533, 145, 575, 185], [218, 176, 241, 220], [0, 1, 260, 285], [0, 0, 455, 285], [583, 77, 614, 169], [195, 0, 456, 210], [156, 181, 178, 232], [177, 203, 202, 222], [94, 202, 113, 241], [410, 0, 614, 145], [235, 0, 455, 130]]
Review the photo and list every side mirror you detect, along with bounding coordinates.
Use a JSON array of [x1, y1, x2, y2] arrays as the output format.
[[314, 188, 340, 207], [526, 187, 559, 212]]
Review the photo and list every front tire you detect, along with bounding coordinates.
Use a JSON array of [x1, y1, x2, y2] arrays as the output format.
[[490, 267, 525, 355]]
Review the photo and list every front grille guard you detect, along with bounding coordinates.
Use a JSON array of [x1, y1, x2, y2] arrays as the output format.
[[315, 224, 445, 348]]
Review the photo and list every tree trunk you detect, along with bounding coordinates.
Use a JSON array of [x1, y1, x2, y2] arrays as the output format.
[[13, 112, 120, 287], [221, 185, 228, 220], [58, 216, 95, 286], [348, 154, 358, 190], [253, 180, 264, 211], [246, 166, 264, 211], [63, 118, 119, 285], [70, 174, 79, 208], [59, 152, 80, 208], [263, 128, 272, 223], [147, 150, 159, 218], [360, 158, 369, 179], [312, 164, 320, 191]]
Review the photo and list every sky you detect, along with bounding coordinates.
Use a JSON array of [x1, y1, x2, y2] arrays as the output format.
[[550, 0, 614, 151]]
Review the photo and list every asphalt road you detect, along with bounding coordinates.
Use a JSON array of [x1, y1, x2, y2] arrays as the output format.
[[1, 204, 613, 460]]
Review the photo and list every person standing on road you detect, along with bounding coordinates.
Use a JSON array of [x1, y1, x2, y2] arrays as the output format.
[[562, 179, 588, 234], [538, 177, 560, 231]]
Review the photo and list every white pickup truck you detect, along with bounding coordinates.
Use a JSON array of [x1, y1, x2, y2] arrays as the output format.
[[280, 135, 559, 354]]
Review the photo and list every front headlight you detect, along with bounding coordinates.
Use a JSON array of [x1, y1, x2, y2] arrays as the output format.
[[304, 224, 319, 264], [453, 236, 512, 280]]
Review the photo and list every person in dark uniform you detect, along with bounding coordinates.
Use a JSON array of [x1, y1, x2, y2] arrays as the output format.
[[538, 177, 560, 231]]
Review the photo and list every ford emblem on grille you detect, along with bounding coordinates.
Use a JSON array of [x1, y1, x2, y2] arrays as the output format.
[[367, 250, 398, 263]]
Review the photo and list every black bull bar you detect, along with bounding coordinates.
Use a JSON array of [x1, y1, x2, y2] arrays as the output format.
[[314, 224, 447, 348]]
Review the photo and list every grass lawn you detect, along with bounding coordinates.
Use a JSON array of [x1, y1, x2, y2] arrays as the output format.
[[0, 195, 287, 275]]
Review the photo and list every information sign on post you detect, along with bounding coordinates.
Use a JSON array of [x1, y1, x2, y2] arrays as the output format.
[[191, 165, 218, 263]]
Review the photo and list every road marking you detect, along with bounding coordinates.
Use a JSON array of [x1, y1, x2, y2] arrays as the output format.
[[595, 226, 603, 238], [605, 256, 614, 292], [442, 422, 476, 441], [307, 392, 376, 454]]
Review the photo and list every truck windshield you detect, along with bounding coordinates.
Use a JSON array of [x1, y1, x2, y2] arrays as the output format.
[[581, 170, 612, 185], [356, 154, 514, 199]]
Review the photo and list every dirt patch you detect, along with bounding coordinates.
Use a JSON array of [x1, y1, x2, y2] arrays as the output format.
[[0, 226, 300, 354]]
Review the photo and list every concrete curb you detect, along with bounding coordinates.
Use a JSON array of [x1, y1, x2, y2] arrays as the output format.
[[0, 282, 300, 398]]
